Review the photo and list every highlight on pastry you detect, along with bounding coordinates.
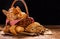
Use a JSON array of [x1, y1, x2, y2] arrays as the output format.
[[16, 26, 24, 33]]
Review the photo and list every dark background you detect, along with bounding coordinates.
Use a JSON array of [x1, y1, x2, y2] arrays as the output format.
[[0, 0, 60, 25]]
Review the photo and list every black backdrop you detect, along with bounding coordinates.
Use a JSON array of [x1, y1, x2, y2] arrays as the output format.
[[0, 0, 60, 25]]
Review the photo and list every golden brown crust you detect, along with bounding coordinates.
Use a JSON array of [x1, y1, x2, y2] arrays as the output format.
[[9, 7, 18, 14], [9, 25, 17, 35], [16, 26, 24, 33], [25, 22, 46, 33], [3, 25, 10, 33], [16, 6, 22, 14]]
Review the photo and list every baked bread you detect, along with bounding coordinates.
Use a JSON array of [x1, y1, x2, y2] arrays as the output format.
[[16, 26, 24, 33], [25, 22, 46, 33], [9, 25, 17, 35]]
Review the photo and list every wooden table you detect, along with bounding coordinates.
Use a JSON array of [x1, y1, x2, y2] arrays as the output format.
[[0, 25, 60, 39]]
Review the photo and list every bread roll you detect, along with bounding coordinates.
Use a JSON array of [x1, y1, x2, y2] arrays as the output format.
[[26, 22, 45, 33], [16, 26, 24, 33], [9, 25, 17, 35]]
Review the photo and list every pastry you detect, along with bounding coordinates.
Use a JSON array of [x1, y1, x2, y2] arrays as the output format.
[[9, 25, 17, 35], [26, 22, 45, 33], [16, 26, 24, 33]]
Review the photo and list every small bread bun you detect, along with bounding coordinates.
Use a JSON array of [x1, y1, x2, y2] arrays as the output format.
[[16, 26, 24, 33], [26, 22, 45, 33], [9, 25, 17, 35]]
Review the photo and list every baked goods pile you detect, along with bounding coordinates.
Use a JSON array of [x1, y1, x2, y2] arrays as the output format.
[[2, 6, 46, 35], [1, 0, 48, 35]]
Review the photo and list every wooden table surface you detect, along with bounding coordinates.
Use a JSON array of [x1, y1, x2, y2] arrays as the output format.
[[0, 25, 60, 39]]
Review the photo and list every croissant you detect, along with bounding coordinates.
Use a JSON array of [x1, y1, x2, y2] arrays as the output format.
[[25, 22, 46, 33]]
